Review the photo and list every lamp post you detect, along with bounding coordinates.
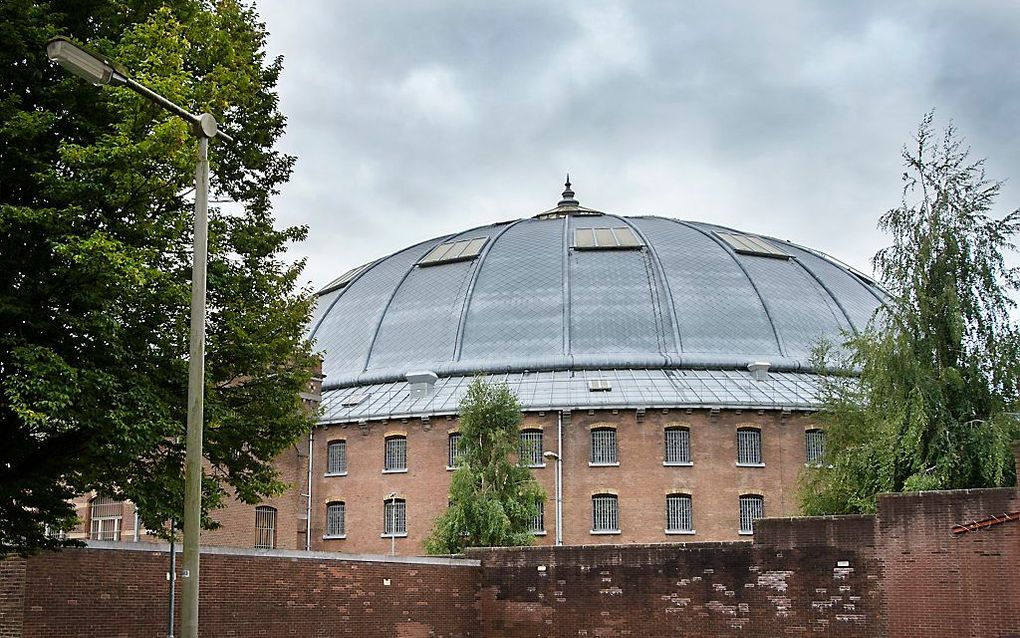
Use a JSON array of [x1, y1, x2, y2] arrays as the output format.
[[542, 451, 563, 545], [47, 36, 234, 638]]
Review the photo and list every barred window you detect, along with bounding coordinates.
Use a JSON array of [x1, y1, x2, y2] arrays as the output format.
[[326, 502, 346, 538], [591, 494, 619, 533], [447, 432, 461, 468], [255, 505, 277, 549], [89, 496, 123, 541], [666, 494, 694, 533], [383, 498, 407, 536], [529, 500, 545, 534], [664, 427, 691, 465], [384, 436, 407, 472], [326, 440, 347, 475], [805, 429, 825, 465], [739, 495, 764, 534], [590, 428, 618, 465], [736, 428, 762, 465], [519, 429, 544, 467]]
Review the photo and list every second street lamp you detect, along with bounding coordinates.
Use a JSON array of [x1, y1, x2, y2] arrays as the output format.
[[47, 36, 234, 638]]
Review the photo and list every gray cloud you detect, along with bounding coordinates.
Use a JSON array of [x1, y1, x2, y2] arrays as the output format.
[[254, 0, 1020, 289]]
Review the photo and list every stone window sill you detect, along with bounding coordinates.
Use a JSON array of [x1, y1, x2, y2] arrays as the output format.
[[380, 532, 408, 538], [322, 534, 346, 540], [382, 468, 408, 474], [590, 529, 621, 535], [588, 462, 620, 468], [736, 462, 766, 468], [665, 529, 696, 535], [663, 462, 693, 467], [323, 472, 348, 477]]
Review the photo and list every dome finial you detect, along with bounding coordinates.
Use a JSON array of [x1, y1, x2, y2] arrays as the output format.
[[558, 174, 578, 206]]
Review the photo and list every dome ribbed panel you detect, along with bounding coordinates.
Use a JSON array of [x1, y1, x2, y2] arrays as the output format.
[[782, 245, 884, 331], [632, 218, 780, 356], [459, 218, 564, 361], [736, 254, 849, 359], [367, 257, 477, 371], [568, 216, 662, 354], [314, 239, 443, 381], [308, 288, 342, 339]]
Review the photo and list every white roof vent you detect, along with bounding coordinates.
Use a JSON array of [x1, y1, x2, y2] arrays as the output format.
[[588, 378, 612, 392], [747, 361, 771, 382], [406, 370, 439, 400]]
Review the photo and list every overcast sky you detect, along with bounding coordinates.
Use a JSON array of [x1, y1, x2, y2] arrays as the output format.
[[253, 0, 1020, 290]]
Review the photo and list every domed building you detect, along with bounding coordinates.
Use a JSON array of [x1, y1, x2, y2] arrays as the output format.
[[293, 181, 884, 555]]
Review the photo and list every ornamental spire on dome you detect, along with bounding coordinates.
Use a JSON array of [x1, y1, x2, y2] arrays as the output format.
[[558, 174, 579, 206]]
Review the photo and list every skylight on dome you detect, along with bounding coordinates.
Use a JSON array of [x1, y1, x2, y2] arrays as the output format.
[[715, 231, 791, 259], [419, 237, 489, 266]]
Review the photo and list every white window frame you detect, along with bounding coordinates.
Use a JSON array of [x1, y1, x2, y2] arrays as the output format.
[[383, 435, 407, 473], [739, 495, 764, 535], [519, 430, 545, 468], [529, 500, 546, 536], [663, 427, 692, 466], [805, 429, 825, 465], [447, 432, 461, 470], [324, 501, 346, 539], [589, 428, 619, 466], [326, 439, 347, 476], [89, 497, 123, 541], [255, 505, 277, 549], [591, 494, 620, 534], [665, 494, 695, 535], [382, 499, 407, 537], [736, 428, 764, 466]]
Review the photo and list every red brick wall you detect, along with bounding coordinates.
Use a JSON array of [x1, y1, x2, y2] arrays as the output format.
[[0, 558, 25, 638], [473, 538, 882, 637], [14, 545, 480, 638], [876, 487, 1020, 638]]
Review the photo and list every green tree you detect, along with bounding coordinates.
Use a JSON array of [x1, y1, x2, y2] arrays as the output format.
[[801, 113, 1020, 515], [425, 378, 545, 554], [0, 0, 317, 554]]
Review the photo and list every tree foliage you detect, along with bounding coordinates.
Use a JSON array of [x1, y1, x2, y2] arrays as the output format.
[[801, 113, 1020, 514], [0, 0, 317, 554], [425, 378, 545, 555]]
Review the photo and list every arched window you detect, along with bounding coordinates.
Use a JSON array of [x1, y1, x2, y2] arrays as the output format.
[[325, 502, 346, 538], [589, 427, 618, 465], [664, 426, 691, 465], [255, 505, 277, 549], [518, 429, 544, 467], [326, 439, 347, 475], [384, 435, 407, 472], [739, 494, 764, 534], [736, 427, 763, 465], [383, 498, 407, 536], [447, 432, 461, 469], [89, 496, 124, 541], [805, 429, 825, 465], [591, 493, 619, 533], [665, 494, 694, 534]]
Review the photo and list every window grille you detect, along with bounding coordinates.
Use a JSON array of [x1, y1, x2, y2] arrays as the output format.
[[326, 502, 346, 537], [737, 428, 762, 465], [519, 430, 544, 467], [664, 427, 691, 464], [666, 494, 693, 533], [383, 499, 407, 536], [384, 436, 407, 472], [590, 428, 618, 465], [739, 495, 764, 534], [255, 506, 277, 549], [327, 440, 347, 475], [591, 494, 619, 532], [89, 496, 123, 541], [447, 432, 461, 468], [805, 429, 825, 464], [529, 500, 545, 534]]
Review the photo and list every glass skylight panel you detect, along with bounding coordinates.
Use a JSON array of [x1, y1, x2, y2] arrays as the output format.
[[716, 231, 790, 259], [419, 236, 489, 266], [573, 226, 643, 249], [320, 261, 375, 294]]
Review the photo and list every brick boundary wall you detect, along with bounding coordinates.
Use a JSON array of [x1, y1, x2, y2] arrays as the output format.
[[9, 543, 480, 638], [0, 558, 25, 638]]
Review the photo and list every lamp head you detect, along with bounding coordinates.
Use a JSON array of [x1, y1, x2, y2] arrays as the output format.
[[543, 451, 560, 460], [47, 37, 125, 86]]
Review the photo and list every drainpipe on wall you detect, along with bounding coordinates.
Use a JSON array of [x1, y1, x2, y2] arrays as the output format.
[[556, 410, 564, 546], [134, 507, 140, 542], [305, 429, 314, 551]]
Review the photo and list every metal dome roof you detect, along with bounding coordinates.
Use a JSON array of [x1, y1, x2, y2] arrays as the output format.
[[310, 187, 883, 391]]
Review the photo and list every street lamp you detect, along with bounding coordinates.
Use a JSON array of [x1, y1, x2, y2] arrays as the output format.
[[386, 492, 398, 556], [542, 451, 563, 546], [47, 36, 234, 638]]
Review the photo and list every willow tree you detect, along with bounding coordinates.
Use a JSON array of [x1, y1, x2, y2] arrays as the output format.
[[801, 113, 1020, 515], [0, 0, 316, 554], [425, 378, 545, 554]]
